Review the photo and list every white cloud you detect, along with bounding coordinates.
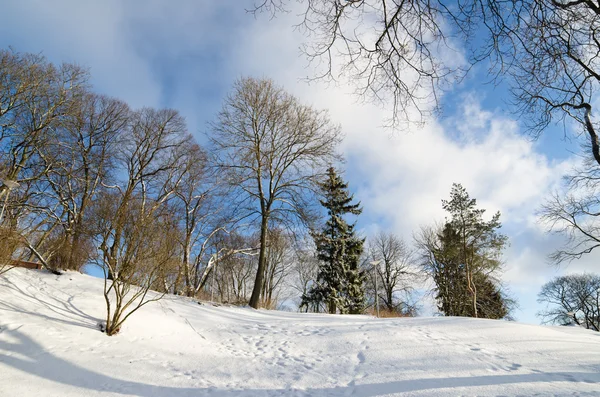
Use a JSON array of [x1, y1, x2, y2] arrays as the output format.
[[229, 9, 571, 230]]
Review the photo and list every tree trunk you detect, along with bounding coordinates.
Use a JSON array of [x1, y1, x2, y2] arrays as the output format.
[[67, 226, 82, 271], [249, 215, 269, 309], [583, 106, 600, 167], [466, 265, 478, 318], [386, 288, 394, 312], [328, 299, 336, 314]]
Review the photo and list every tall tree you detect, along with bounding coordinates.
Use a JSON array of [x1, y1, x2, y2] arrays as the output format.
[[0, 49, 88, 270], [36, 93, 129, 271], [302, 167, 365, 314], [417, 184, 511, 319], [169, 142, 227, 297], [209, 77, 341, 309], [442, 184, 508, 318]]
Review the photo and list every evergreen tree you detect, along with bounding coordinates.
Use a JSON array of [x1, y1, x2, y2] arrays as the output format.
[[431, 223, 471, 317], [442, 183, 507, 317], [441, 183, 508, 318], [302, 167, 365, 314], [419, 183, 512, 319]]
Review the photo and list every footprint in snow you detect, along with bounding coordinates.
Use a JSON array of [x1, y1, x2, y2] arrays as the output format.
[[507, 363, 522, 371], [357, 351, 366, 364]]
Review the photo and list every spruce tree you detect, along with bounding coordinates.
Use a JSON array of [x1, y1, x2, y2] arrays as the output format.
[[302, 167, 365, 314]]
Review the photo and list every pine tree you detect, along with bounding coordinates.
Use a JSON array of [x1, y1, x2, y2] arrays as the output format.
[[440, 183, 509, 318], [432, 222, 509, 319], [302, 167, 365, 314]]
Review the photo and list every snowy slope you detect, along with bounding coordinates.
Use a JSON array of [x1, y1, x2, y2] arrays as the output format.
[[1, 269, 600, 396]]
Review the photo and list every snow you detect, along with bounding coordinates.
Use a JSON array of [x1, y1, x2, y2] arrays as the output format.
[[1, 269, 600, 396]]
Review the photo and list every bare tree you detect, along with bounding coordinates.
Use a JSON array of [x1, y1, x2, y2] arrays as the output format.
[[253, 1, 600, 168], [536, 126, 600, 264], [209, 77, 342, 309], [538, 273, 600, 331], [93, 108, 191, 335], [94, 191, 181, 335], [0, 49, 88, 200], [539, 188, 600, 265], [0, 49, 88, 271], [440, 0, 600, 171], [365, 231, 416, 313], [39, 93, 129, 271], [16, 93, 129, 272], [169, 142, 228, 296], [212, 232, 258, 304], [253, 0, 469, 127], [287, 237, 321, 311]]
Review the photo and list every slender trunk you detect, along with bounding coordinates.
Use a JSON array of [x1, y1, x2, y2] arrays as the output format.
[[465, 263, 477, 318], [261, 256, 269, 304], [462, 228, 478, 318], [472, 281, 478, 318], [67, 168, 93, 271], [249, 215, 269, 309], [173, 268, 182, 295], [183, 241, 193, 297]]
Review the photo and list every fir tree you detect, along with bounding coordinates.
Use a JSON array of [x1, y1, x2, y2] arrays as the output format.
[[302, 167, 365, 314]]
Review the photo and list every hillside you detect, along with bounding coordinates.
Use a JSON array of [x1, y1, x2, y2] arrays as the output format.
[[1, 269, 600, 396]]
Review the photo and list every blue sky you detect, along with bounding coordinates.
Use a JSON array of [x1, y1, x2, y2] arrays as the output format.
[[3, 0, 597, 324]]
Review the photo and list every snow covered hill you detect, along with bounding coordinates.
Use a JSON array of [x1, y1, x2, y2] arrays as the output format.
[[1, 269, 600, 396]]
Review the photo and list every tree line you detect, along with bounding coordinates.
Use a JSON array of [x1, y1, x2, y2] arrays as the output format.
[[0, 48, 519, 336]]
